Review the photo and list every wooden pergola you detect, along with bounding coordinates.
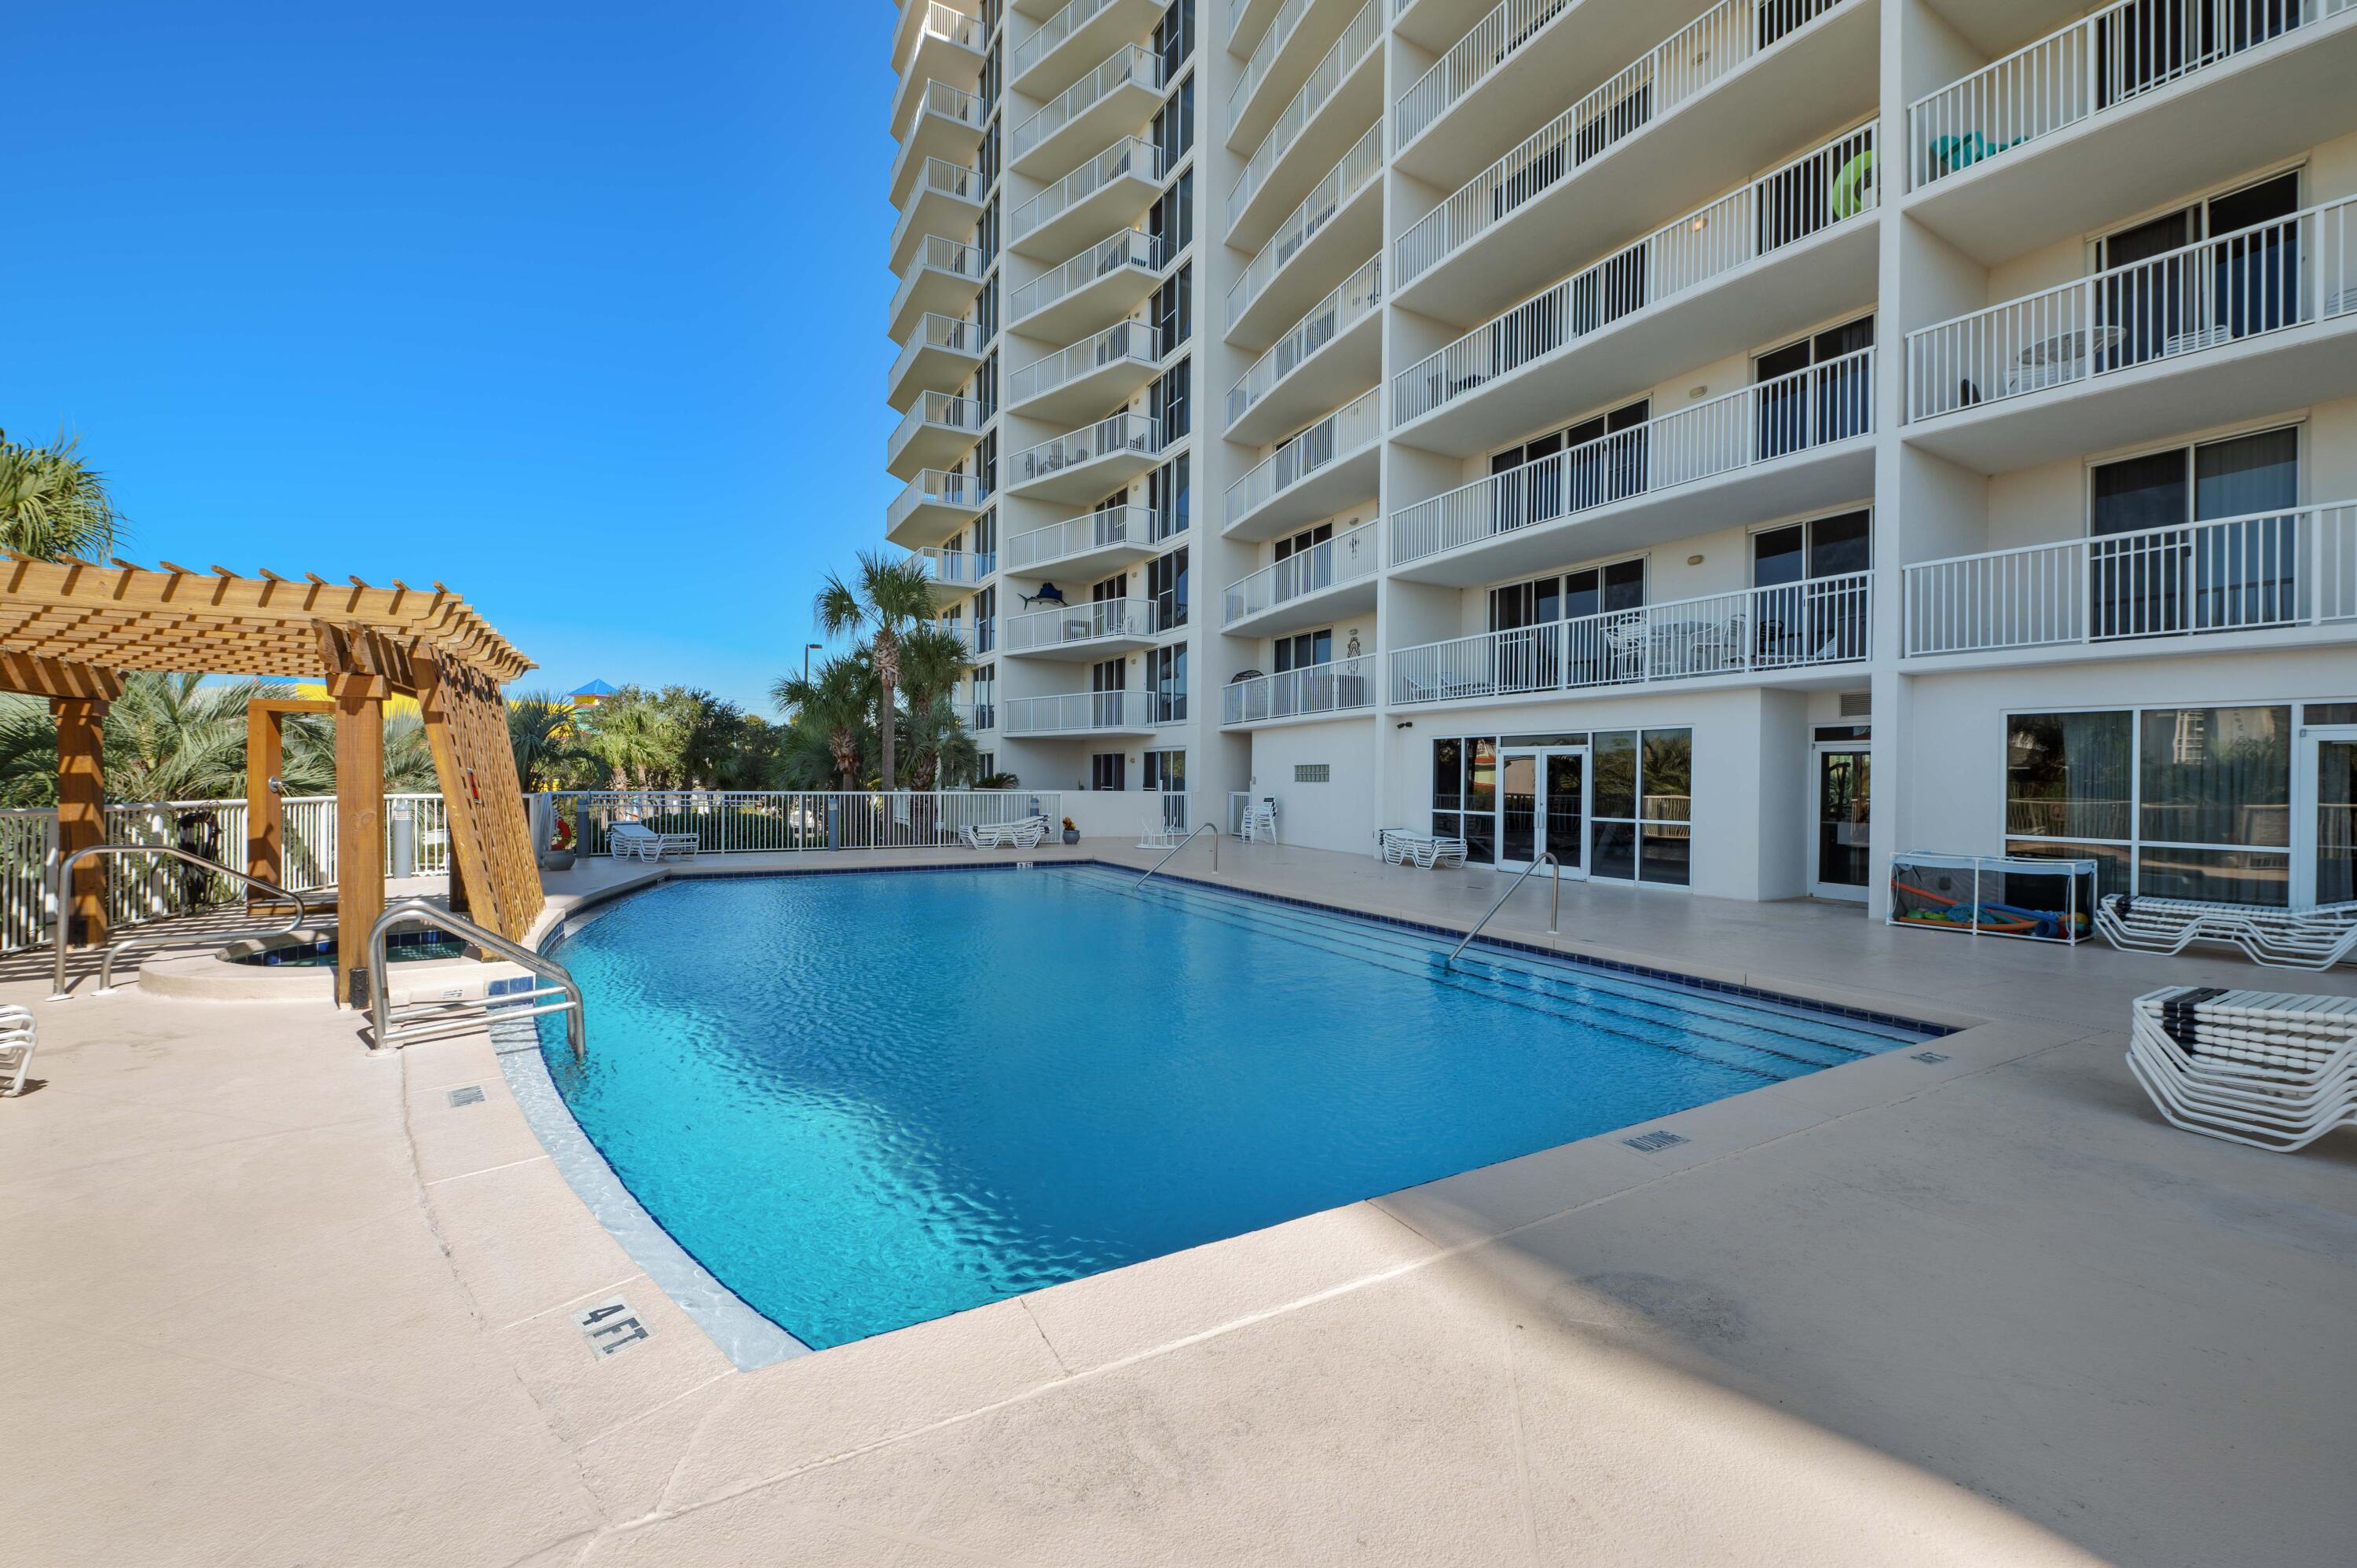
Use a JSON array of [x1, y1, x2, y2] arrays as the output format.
[[0, 551, 543, 1006]]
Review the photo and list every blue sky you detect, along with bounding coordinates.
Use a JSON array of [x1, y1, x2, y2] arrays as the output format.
[[2, 1, 895, 711]]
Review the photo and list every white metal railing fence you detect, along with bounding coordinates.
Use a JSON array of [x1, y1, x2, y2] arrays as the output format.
[[889, 468, 988, 533], [1905, 196, 2355, 421], [0, 794, 450, 955], [1223, 521, 1381, 624], [1389, 347, 1875, 564], [1395, 123, 1878, 426], [889, 236, 982, 328], [915, 2, 985, 55], [1908, 0, 2352, 189], [914, 547, 995, 589], [1229, 123, 1384, 328], [1226, 389, 1381, 529], [1007, 411, 1164, 491], [549, 791, 1061, 856], [1010, 227, 1160, 323], [1009, 318, 1160, 407], [1013, 137, 1164, 243], [1005, 503, 1158, 571], [1226, 254, 1382, 430], [1222, 661, 1379, 724], [1903, 501, 2357, 656], [1013, 0, 1131, 81], [889, 393, 980, 462], [1003, 690, 1158, 735], [1397, 0, 1855, 284], [891, 312, 983, 390], [1004, 596, 1157, 651], [1228, 0, 1314, 137], [1227, 0, 1384, 236], [1011, 43, 1161, 165], [1389, 573, 1872, 704], [908, 79, 983, 134]]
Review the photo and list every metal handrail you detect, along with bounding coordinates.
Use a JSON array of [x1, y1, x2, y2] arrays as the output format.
[[367, 898, 586, 1062], [1135, 822, 1219, 890], [1446, 852, 1561, 968], [48, 843, 312, 998]]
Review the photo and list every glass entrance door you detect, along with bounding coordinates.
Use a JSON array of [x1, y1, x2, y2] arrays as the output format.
[[2300, 727, 2357, 908], [1812, 748, 1871, 899], [1497, 749, 1589, 876]]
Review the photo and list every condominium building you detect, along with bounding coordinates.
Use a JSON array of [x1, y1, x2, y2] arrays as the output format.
[[887, 0, 2357, 914]]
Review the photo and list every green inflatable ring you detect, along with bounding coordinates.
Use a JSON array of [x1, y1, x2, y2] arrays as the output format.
[[1831, 151, 1876, 220]]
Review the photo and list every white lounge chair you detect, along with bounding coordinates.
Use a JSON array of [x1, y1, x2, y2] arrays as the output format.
[[2097, 895, 2357, 970], [1377, 829, 1416, 865], [609, 821, 699, 862], [0, 1005, 35, 1097], [2126, 986, 2357, 1151], [1005, 815, 1050, 848], [959, 824, 1007, 849], [1416, 836, 1468, 870]]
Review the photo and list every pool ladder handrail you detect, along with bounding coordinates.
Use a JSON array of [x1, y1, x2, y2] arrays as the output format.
[[366, 898, 587, 1062], [1134, 822, 1219, 890], [1445, 852, 1560, 969], [48, 842, 313, 999]]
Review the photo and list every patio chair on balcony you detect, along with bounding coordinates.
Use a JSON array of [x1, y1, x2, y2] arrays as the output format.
[[0, 1005, 35, 1096], [2098, 896, 2357, 970]]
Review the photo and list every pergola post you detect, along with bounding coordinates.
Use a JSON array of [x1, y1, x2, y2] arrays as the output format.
[[52, 698, 108, 947], [247, 702, 283, 891], [330, 673, 387, 1009]]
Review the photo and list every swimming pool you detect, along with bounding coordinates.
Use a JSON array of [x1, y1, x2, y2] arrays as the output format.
[[540, 866, 1935, 1350]]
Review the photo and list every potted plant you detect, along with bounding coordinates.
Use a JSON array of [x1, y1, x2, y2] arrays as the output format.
[[1061, 815, 1080, 845], [541, 815, 577, 873]]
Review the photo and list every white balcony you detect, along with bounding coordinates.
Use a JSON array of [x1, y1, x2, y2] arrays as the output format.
[[1226, 121, 1382, 346], [1391, 124, 1881, 456], [1389, 348, 1876, 584], [1005, 411, 1164, 502], [1904, 0, 2357, 265], [1003, 597, 1158, 658], [1010, 44, 1164, 179], [1224, 389, 1380, 541], [1391, 0, 1875, 324], [1904, 196, 2357, 473], [1222, 661, 1377, 727], [893, 4, 987, 138], [1389, 573, 1873, 707], [1006, 319, 1161, 423], [1009, 228, 1163, 339], [955, 699, 995, 734], [1226, 0, 1359, 152], [1011, 137, 1164, 258], [888, 392, 984, 480], [889, 82, 987, 205], [1391, 0, 1724, 187], [890, 159, 986, 274], [1222, 520, 1380, 634], [886, 312, 984, 412], [1225, 254, 1380, 445], [911, 546, 997, 604], [1003, 503, 1161, 577], [886, 469, 990, 549], [1902, 502, 2357, 665], [1226, 0, 1383, 253], [889, 235, 984, 342], [893, 0, 981, 74], [1010, 0, 1166, 101], [1003, 688, 1162, 735]]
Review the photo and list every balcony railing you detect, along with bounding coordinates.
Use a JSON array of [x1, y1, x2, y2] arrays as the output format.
[[912, 1, 985, 57], [913, 546, 996, 590], [1008, 318, 1159, 407], [940, 620, 981, 654], [1396, 0, 1582, 149], [1909, 0, 2353, 189], [1229, 123, 1384, 329], [1223, 521, 1380, 625], [1390, 573, 1872, 705], [1228, 255, 1383, 430], [1012, 137, 1164, 243], [1005, 503, 1159, 571], [1003, 596, 1157, 651], [1010, 228, 1160, 322], [955, 700, 995, 732], [1226, 389, 1380, 529], [1012, 0, 1132, 82], [1904, 195, 2355, 421], [890, 390, 981, 452], [1003, 689, 1159, 734], [1228, 0, 1383, 236], [889, 312, 984, 390], [1222, 660, 1378, 724], [1395, 123, 1879, 426], [1395, 0, 1856, 286], [1007, 411, 1164, 490], [1902, 502, 2357, 657], [891, 235, 981, 316], [1010, 44, 1162, 166], [888, 469, 989, 533], [909, 79, 984, 134], [1228, 0, 1314, 137], [1390, 347, 1875, 565]]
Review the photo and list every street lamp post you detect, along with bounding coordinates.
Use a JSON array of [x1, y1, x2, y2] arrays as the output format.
[[802, 642, 823, 682]]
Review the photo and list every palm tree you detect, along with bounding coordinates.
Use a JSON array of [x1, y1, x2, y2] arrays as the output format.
[[505, 692, 579, 791], [0, 429, 128, 559], [772, 655, 874, 791], [900, 694, 979, 790], [896, 623, 973, 716], [813, 552, 935, 791]]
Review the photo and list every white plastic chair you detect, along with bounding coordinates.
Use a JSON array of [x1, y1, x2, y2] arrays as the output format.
[[0, 1005, 35, 1097]]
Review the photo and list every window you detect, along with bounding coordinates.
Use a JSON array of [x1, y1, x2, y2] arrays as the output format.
[[1091, 656, 1126, 693], [1273, 629, 1331, 672], [1486, 559, 1644, 628], [1091, 753, 1127, 790], [970, 510, 997, 559], [1753, 317, 1873, 456], [1148, 454, 1189, 539], [1588, 728, 1692, 886], [1091, 572, 1127, 605], [1488, 398, 1648, 528], [1150, 358, 1189, 441], [1431, 737, 1499, 864], [1153, 262, 1193, 356], [1154, 0, 1194, 83], [1153, 73, 1193, 167], [2088, 426, 2300, 635], [1146, 645, 1186, 721], [973, 586, 995, 653], [1143, 748, 1186, 792], [1750, 509, 1869, 661], [1148, 547, 1188, 630], [1274, 522, 1332, 561], [970, 664, 995, 731], [2096, 172, 2301, 367], [1295, 764, 1331, 783], [1150, 170, 1192, 256]]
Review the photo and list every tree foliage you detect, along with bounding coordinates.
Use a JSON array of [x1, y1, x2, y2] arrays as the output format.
[[0, 428, 128, 560]]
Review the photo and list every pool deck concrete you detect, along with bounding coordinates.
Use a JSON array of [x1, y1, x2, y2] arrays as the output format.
[[5, 839, 2357, 1566]]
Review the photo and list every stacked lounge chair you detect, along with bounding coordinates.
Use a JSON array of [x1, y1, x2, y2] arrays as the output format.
[[2097, 896, 2357, 969], [608, 821, 699, 862], [0, 1004, 35, 1096], [959, 815, 1049, 850], [2127, 986, 2357, 1152]]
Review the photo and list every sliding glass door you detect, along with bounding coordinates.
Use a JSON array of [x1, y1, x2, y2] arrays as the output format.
[[1497, 749, 1589, 877]]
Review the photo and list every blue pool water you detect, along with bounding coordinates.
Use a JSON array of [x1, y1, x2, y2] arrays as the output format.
[[541, 866, 1932, 1349]]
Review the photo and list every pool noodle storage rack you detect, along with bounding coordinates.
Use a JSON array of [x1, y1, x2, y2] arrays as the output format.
[[1889, 851, 2098, 945]]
